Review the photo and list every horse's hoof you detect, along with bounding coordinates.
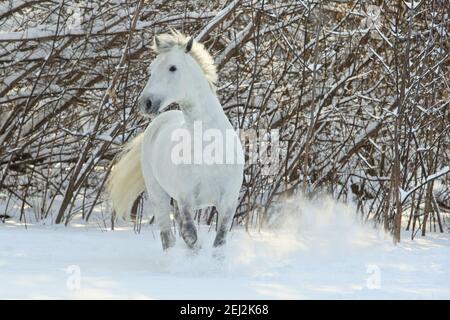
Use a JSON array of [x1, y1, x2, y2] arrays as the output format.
[[212, 248, 225, 261], [213, 230, 226, 247], [160, 230, 175, 250], [213, 237, 226, 248], [181, 223, 197, 248]]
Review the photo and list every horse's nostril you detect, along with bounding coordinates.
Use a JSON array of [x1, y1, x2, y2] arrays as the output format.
[[146, 99, 152, 110]]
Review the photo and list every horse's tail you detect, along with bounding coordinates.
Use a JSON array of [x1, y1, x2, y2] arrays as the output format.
[[107, 133, 145, 220]]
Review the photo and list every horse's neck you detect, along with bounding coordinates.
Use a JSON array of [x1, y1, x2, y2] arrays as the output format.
[[180, 90, 229, 128]]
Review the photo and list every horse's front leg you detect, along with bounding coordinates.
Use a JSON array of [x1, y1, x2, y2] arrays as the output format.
[[213, 205, 236, 247], [178, 204, 198, 248]]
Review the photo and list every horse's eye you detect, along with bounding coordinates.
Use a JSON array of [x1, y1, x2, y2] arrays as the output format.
[[169, 65, 177, 72]]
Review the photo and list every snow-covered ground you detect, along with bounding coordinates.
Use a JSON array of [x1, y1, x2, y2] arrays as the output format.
[[1, 196, 449, 299]]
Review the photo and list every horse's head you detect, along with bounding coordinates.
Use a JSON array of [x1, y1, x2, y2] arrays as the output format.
[[138, 31, 217, 115]]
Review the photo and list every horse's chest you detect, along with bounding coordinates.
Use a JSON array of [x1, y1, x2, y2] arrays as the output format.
[[170, 167, 222, 207]]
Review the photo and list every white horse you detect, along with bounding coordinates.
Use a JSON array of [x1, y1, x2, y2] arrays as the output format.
[[108, 31, 244, 250]]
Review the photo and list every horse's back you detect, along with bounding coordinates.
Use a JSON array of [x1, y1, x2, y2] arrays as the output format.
[[141, 109, 184, 185], [143, 110, 184, 141], [141, 110, 185, 183]]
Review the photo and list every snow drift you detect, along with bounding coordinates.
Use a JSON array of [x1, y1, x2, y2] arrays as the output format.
[[0, 194, 449, 299]]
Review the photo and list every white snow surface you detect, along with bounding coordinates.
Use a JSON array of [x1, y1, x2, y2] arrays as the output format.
[[1, 196, 449, 299]]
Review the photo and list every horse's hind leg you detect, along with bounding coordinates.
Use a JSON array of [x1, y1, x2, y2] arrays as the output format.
[[151, 189, 175, 250], [154, 194, 176, 250], [142, 166, 175, 250], [213, 202, 237, 247], [177, 203, 197, 248]]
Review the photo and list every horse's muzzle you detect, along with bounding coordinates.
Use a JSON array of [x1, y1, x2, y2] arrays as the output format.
[[139, 97, 160, 115]]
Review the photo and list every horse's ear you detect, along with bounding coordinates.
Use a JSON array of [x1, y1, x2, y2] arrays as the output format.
[[154, 36, 160, 50], [185, 37, 194, 53]]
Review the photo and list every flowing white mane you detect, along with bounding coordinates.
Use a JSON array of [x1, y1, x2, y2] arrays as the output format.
[[151, 30, 218, 89]]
